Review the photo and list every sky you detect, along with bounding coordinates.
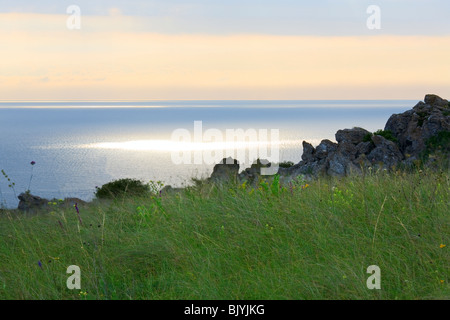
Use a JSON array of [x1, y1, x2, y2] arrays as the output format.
[[1, 0, 450, 100]]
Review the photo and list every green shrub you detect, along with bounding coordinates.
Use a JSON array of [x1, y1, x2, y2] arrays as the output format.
[[423, 131, 450, 158], [373, 129, 397, 143], [363, 132, 373, 142], [95, 178, 150, 199], [279, 161, 295, 168]]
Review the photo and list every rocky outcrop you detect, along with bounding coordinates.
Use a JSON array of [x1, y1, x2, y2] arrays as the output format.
[[384, 94, 449, 159], [278, 94, 448, 179], [214, 94, 449, 184], [17, 193, 87, 212]]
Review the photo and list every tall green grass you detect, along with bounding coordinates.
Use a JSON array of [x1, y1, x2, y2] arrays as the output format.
[[0, 168, 448, 300]]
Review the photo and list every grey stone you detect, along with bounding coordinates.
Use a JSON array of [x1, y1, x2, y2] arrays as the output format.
[[301, 141, 315, 162], [335, 127, 371, 145], [17, 193, 49, 212], [209, 157, 240, 183]]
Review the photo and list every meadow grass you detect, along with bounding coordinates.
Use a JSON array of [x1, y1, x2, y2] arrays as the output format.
[[0, 168, 448, 300]]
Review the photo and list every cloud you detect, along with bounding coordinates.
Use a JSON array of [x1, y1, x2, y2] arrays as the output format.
[[0, 12, 449, 100], [2, 1, 450, 36]]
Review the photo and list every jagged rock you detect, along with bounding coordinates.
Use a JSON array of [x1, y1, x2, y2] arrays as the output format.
[[209, 157, 240, 183], [315, 139, 338, 159], [367, 135, 404, 169], [327, 153, 347, 176], [385, 94, 450, 158], [238, 159, 272, 184], [301, 141, 315, 162], [327, 152, 360, 176], [335, 127, 371, 145], [424, 94, 449, 107], [336, 141, 358, 161], [356, 141, 374, 157], [18, 193, 49, 212]]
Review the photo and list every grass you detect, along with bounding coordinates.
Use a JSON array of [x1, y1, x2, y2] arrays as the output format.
[[0, 168, 448, 300]]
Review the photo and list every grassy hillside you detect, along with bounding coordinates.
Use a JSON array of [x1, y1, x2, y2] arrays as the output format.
[[0, 168, 448, 300]]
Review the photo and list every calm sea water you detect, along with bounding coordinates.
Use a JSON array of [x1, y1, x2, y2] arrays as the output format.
[[0, 100, 414, 208]]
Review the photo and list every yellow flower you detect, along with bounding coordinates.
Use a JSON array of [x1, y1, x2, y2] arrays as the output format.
[[78, 291, 88, 297], [440, 244, 446, 249], [440, 280, 444, 284]]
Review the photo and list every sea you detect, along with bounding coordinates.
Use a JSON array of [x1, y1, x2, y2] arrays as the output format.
[[0, 100, 414, 208]]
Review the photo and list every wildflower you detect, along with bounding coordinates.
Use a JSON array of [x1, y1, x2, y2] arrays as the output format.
[[74, 203, 83, 225], [28, 161, 36, 191], [302, 184, 310, 189], [38, 260, 42, 268], [440, 280, 445, 284], [440, 244, 446, 249]]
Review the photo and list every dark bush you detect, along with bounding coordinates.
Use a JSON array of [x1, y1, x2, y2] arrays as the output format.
[[373, 129, 397, 142], [363, 132, 373, 142], [95, 178, 150, 199], [279, 161, 295, 168], [424, 131, 450, 157]]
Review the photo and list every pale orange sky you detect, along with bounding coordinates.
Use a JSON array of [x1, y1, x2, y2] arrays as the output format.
[[1, 13, 449, 100]]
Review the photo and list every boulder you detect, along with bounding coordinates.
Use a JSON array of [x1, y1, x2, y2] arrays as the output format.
[[355, 141, 374, 157], [335, 127, 371, 145], [301, 141, 315, 162], [336, 141, 358, 161], [18, 193, 49, 212], [209, 157, 240, 183], [424, 94, 449, 107], [315, 139, 338, 159], [367, 135, 404, 169]]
